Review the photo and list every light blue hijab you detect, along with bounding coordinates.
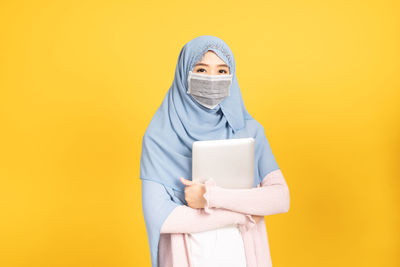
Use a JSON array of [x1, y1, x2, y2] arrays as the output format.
[[140, 35, 280, 267]]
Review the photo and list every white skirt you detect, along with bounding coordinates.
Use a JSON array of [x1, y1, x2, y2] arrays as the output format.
[[187, 224, 247, 267]]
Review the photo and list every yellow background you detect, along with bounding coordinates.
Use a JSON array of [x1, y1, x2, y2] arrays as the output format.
[[0, 0, 399, 266]]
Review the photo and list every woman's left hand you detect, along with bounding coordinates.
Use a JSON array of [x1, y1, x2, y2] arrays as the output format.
[[180, 177, 207, 209]]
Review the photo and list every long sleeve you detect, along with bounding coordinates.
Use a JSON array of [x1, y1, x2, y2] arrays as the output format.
[[203, 169, 290, 216], [160, 203, 255, 234]]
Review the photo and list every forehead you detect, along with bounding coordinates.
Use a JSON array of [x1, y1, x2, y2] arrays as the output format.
[[196, 51, 228, 65]]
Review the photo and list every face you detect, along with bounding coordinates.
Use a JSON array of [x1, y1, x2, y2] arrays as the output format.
[[192, 50, 230, 75]]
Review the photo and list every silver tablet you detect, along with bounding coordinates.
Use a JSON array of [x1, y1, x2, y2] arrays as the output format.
[[192, 138, 254, 189]]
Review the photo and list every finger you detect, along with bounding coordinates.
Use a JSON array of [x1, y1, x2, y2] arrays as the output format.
[[180, 177, 194, 186]]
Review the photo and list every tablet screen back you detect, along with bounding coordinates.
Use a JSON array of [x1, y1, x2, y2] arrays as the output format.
[[192, 138, 254, 189]]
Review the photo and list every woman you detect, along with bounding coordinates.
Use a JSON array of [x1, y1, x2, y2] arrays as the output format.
[[140, 35, 290, 267]]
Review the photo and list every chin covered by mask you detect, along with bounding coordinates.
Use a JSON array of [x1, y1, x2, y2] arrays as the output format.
[[187, 70, 233, 109]]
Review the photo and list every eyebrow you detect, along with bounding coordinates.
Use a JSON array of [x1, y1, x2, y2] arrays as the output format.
[[195, 63, 229, 68]]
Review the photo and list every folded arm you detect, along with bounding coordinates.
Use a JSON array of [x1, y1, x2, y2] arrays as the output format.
[[160, 204, 255, 234], [203, 169, 290, 216], [141, 179, 255, 235]]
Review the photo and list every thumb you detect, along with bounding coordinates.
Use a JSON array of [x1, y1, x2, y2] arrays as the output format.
[[180, 177, 194, 186]]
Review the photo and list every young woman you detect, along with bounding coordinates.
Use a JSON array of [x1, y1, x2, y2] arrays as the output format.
[[140, 35, 290, 267]]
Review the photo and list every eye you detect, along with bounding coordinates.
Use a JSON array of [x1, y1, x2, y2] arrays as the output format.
[[196, 68, 206, 73], [219, 69, 228, 74]]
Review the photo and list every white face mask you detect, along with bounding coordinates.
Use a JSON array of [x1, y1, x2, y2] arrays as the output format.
[[187, 70, 233, 109]]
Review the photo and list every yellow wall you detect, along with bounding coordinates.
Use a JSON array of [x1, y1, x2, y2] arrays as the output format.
[[0, 0, 399, 266]]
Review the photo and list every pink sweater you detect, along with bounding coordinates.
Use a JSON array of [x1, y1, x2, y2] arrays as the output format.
[[158, 169, 290, 267]]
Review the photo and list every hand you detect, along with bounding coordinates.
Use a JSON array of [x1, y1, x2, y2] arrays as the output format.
[[180, 177, 207, 209], [251, 215, 264, 224]]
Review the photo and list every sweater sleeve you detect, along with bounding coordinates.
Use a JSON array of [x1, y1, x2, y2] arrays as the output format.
[[202, 169, 290, 216], [160, 203, 256, 234]]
